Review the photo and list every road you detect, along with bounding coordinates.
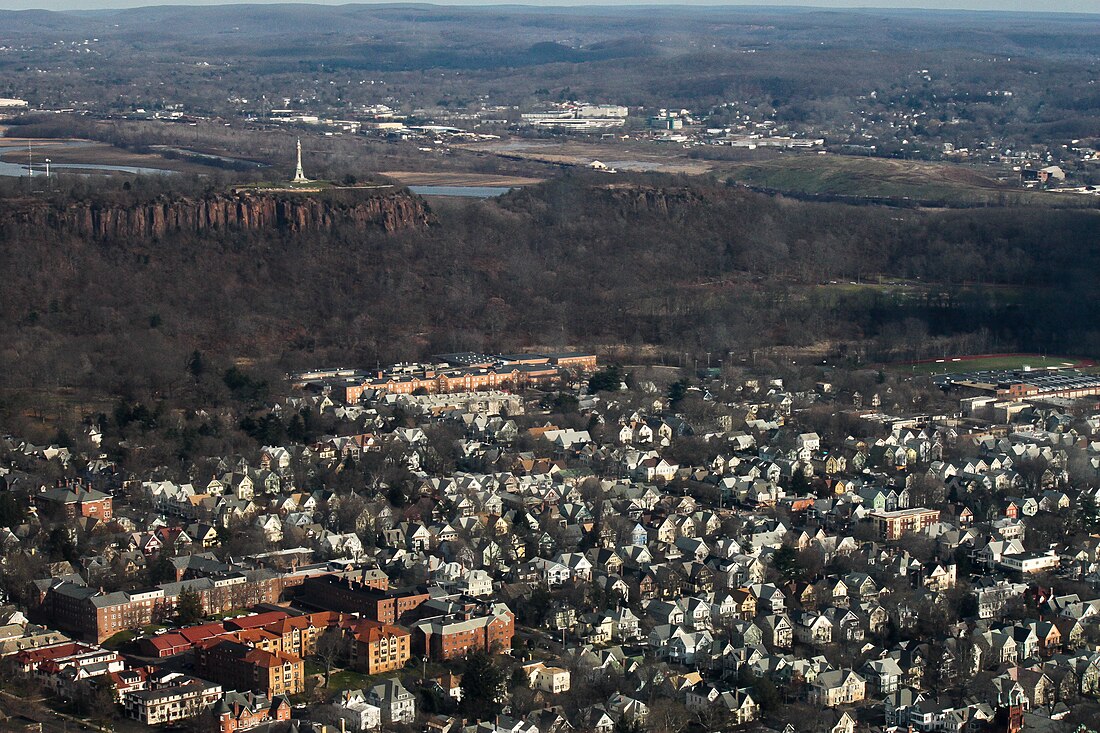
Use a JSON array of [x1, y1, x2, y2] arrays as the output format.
[[0, 690, 108, 733]]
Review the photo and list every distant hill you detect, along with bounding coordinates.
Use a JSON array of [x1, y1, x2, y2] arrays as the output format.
[[0, 173, 1098, 394]]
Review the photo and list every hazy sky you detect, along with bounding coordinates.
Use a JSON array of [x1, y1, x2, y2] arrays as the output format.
[[0, 0, 1097, 13]]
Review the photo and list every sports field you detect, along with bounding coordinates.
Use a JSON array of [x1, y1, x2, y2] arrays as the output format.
[[894, 354, 1090, 376]]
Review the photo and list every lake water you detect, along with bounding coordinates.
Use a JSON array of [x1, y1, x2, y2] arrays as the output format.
[[409, 185, 512, 198], [0, 139, 175, 176], [0, 161, 175, 176]]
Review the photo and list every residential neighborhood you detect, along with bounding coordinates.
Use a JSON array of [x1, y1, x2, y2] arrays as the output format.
[[1, 352, 1100, 733]]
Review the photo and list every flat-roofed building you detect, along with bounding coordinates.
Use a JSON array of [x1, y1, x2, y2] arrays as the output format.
[[122, 674, 223, 726], [868, 508, 941, 540]]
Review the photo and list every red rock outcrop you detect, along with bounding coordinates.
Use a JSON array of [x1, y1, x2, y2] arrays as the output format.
[[0, 190, 432, 240]]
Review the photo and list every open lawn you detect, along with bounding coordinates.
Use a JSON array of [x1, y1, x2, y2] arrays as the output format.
[[718, 154, 1086, 207], [325, 668, 375, 691], [892, 354, 1088, 376], [102, 629, 139, 650], [461, 138, 713, 174]]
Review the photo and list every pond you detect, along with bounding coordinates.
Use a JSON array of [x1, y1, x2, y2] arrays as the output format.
[[408, 185, 513, 198]]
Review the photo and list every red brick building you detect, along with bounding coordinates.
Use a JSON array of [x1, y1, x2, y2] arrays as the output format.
[[213, 690, 291, 733], [300, 576, 429, 624], [194, 639, 304, 698], [351, 620, 413, 674], [36, 480, 113, 521], [410, 602, 515, 661], [867, 507, 942, 540], [37, 570, 283, 643]]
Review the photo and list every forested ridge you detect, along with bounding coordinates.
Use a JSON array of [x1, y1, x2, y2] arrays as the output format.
[[1, 172, 1098, 398]]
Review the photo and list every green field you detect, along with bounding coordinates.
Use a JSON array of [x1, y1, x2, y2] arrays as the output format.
[[720, 155, 1085, 207], [895, 355, 1084, 376]]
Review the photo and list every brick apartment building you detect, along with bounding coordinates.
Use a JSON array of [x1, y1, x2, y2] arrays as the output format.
[[247, 611, 341, 658], [331, 352, 598, 402], [37, 570, 283, 643], [194, 638, 304, 697], [136, 610, 349, 661], [410, 602, 515, 661], [15, 641, 123, 678], [868, 507, 942, 540], [351, 620, 412, 675], [301, 575, 429, 624]]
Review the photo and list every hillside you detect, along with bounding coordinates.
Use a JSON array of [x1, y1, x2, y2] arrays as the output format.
[[1, 173, 1099, 401]]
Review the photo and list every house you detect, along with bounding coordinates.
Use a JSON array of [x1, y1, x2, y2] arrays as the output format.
[[366, 677, 417, 725], [862, 657, 903, 694], [685, 685, 759, 725], [577, 613, 614, 645], [825, 711, 857, 733], [323, 688, 382, 731], [526, 663, 571, 694], [213, 691, 292, 733], [36, 481, 113, 521], [759, 614, 793, 648], [606, 607, 641, 642], [606, 693, 648, 723], [808, 670, 866, 707], [427, 672, 463, 705], [794, 612, 833, 646], [727, 588, 757, 620]]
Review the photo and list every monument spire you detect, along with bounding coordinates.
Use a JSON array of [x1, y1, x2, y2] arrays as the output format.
[[293, 137, 308, 183]]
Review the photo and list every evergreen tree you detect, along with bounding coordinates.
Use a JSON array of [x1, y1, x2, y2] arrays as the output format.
[[187, 350, 205, 378], [460, 649, 505, 720], [175, 586, 204, 626], [147, 553, 177, 585], [588, 366, 623, 394]]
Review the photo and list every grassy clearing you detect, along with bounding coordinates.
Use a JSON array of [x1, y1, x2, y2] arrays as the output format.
[[895, 355, 1083, 375], [102, 629, 139, 650], [719, 154, 1080, 206], [326, 668, 375, 691]]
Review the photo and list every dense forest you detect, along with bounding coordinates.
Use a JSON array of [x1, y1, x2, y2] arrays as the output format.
[[1, 171, 1098, 402]]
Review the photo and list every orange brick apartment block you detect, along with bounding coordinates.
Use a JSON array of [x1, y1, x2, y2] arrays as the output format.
[[351, 620, 413, 675], [336, 352, 598, 402], [194, 638, 304, 698]]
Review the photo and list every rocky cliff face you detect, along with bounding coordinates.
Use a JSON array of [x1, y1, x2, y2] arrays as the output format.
[[0, 190, 432, 240], [597, 184, 711, 216]]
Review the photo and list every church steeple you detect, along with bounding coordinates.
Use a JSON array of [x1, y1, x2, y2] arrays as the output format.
[[292, 137, 308, 183]]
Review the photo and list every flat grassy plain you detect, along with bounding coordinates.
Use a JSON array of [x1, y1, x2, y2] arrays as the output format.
[[718, 154, 1087, 207], [462, 138, 714, 174], [894, 354, 1088, 376]]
